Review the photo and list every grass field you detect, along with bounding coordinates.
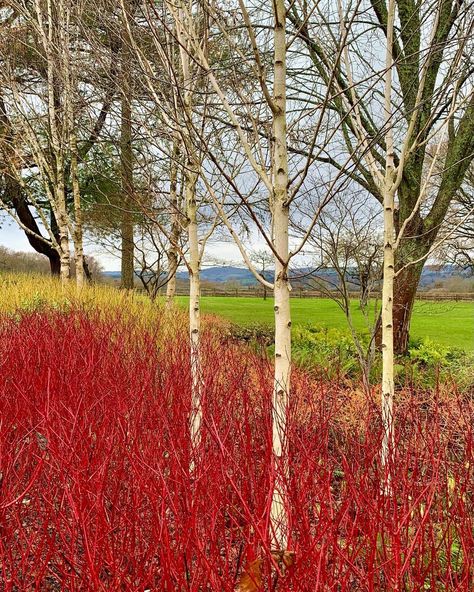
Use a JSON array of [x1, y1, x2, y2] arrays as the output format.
[[177, 296, 474, 351]]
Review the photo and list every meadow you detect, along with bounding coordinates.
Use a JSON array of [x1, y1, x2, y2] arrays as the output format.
[[0, 276, 472, 590], [177, 296, 474, 351]]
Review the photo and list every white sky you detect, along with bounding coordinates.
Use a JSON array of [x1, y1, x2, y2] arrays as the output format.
[[0, 220, 250, 271]]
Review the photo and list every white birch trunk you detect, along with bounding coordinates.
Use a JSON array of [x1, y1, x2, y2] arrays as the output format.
[[381, 0, 396, 488], [270, 0, 291, 550], [71, 141, 84, 287], [65, 65, 84, 287], [174, 1, 203, 458], [44, 0, 70, 284], [381, 186, 395, 484], [166, 143, 180, 307], [59, 0, 83, 288], [57, 178, 70, 284], [57, 213, 71, 284], [186, 170, 202, 449], [166, 254, 177, 304]]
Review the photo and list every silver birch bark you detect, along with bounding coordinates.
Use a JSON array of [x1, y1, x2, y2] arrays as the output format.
[[70, 135, 84, 287], [175, 1, 203, 452], [166, 142, 181, 306], [62, 9, 84, 288], [186, 169, 202, 448], [56, 189, 70, 283], [270, 0, 291, 550], [380, 0, 396, 483], [381, 185, 395, 479], [42, 0, 70, 283]]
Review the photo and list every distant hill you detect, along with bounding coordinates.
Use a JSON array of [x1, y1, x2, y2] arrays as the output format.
[[103, 264, 468, 288], [103, 271, 121, 280], [102, 266, 259, 286], [178, 266, 262, 286]]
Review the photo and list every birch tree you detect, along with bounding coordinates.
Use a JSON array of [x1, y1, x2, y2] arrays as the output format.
[[21, 0, 72, 282], [0, 0, 116, 284], [165, 140, 182, 305], [168, 0, 350, 550], [119, 0, 223, 459]]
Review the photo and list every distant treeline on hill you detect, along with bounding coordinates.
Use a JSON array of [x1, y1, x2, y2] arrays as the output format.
[[0, 247, 103, 279], [103, 264, 474, 293], [1, 247, 471, 294]]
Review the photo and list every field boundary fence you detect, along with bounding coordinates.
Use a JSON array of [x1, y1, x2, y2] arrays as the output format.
[[163, 287, 474, 301]]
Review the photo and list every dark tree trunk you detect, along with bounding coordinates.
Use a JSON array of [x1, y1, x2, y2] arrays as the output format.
[[120, 7, 134, 290], [375, 208, 428, 355], [49, 251, 61, 276], [83, 257, 92, 282], [7, 176, 61, 277], [390, 205, 428, 356], [392, 261, 423, 355], [121, 214, 134, 288]]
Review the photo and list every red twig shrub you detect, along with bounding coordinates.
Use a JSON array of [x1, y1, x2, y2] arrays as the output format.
[[0, 310, 472, 590]]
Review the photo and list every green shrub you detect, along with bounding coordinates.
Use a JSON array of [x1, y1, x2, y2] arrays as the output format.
[[408, 339, 450, 367], [226, 322, 274, 355], [20, 291, 70, 314], [228, 321, 474, 391], [292, 325, 366, 379], [403, 339, 474, 390], [291, 329, 474, 390]]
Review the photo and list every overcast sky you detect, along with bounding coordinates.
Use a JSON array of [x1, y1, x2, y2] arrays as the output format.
[[0, 217, 254, 271]]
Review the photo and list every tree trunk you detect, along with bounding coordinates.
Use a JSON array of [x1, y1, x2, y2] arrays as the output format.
[[270, 0, 291, 551], [166, 142, 181, 307], [381, 185, 395, 484], [43, 1, 69, 284], [393, 261, 423, 355], [57, 188, 70, 284], [174, 0, 203, 461], [56, 172, 70, 284], [83, 257, 92, 282], [166, 252, 178, 303], [7, 177, 62, 276], [380, 0, 397, 489], [121, 210, 134, 288], [271, 222, 291, 549], [187, 170, 201, 451], [70, 135, 84, 287], [50, 251, 61, 276], [63, 25, 84, 289], [58, 223, 70, 283], [120, 7, 134, 290]]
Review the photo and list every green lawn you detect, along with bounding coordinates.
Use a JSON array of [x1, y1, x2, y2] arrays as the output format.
[[177, 296, 474, 351]]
